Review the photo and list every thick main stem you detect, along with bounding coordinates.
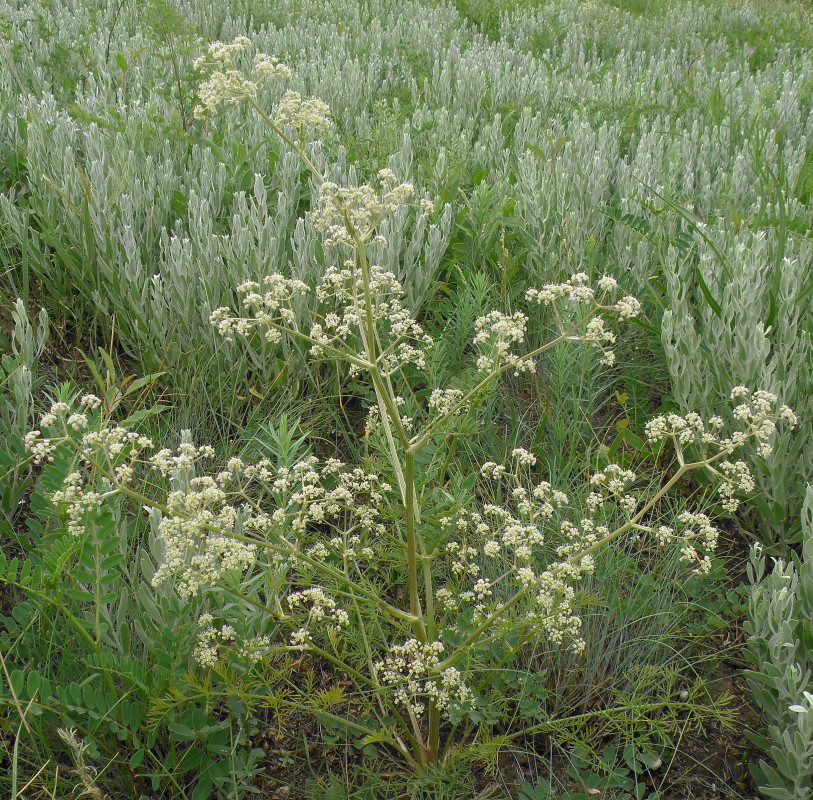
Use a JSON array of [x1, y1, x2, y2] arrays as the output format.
[[404, 451, 423, 630], [426, 701, 441, 764]]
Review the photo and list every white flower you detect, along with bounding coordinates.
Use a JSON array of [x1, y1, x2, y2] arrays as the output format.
[[473, 310, 533, 375], [274, 90, 332, 134], [374, 640, 472, 718]]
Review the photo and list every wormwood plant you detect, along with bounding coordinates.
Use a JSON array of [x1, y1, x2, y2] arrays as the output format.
[[23, 39, 799, 771], [1, 299, 48, 546], [743, 485, 813, 800]]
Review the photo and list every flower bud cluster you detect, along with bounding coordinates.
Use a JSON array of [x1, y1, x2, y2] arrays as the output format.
[[210, 275, 309, 344], [288, 587, 350, 647], [193, 613, 270, 668], [24, 429, 58, 463], [374, 639, 472, 717], [473, 310, 533, 375], [27, 396, 151, 466], [310, 170, 421, 247], [274, 90, 331, 135], [646, 388, 795, 454], [193, 37, 252, 69], [26, 399, 386, 600], [582, 317, 617, 366], [654, 511, 719, 575], [193, 37, 292, 119]]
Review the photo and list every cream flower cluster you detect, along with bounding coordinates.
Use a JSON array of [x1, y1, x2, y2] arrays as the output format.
[[312, 262, 431, 373], [152, 480, 255, 599], [26, 398, 153, 535], [150, 441, 216, 476], [654, 511, 719, 575], [310, 170, 422, 247], [149, 451, 390, 598], [193, 613, 236, 667], [587, 464, 638, 514], [210, 275, 309, 344], [524, 273, 642, 367], [50, 471, 103, 536], [524, 272, 639, 317], [211, 261, 431, 376], [645, 388, 795, 455], [193, 37, 292, 119], [428, 388, 467, 419], [274, 90, 331, 134], [473, 273, 641, 376], [531, 559, 593, 651], [27, 396, 152, 468], [435, 459, 596, 647], [645, 388, 796, 514], [473, 310, 533, 375], [150, 452, 390, 599], [288, 587, 350, 647], [374, 640, 472, 717], [715, 460, 755, 512], [284, 459, 390, 537], [193, 614, 272, 668]]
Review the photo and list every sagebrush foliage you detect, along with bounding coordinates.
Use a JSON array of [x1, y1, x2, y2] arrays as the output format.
[[744, 485, 813, 800], [0, 0, 812, 797]]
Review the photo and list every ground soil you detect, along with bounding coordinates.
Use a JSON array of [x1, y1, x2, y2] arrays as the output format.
[[243, 526, 768, 799]]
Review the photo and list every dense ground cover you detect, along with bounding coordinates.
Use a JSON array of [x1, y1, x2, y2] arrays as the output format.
[[0, 0, 811, 797]]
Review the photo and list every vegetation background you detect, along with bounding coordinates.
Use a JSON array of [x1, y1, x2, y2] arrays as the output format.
[[0, 0, 811, 798]]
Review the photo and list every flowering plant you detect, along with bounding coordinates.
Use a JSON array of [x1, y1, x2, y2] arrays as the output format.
[[26, 38, 798, 769]]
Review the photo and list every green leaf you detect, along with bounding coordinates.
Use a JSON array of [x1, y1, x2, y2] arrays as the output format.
[[122, 372, 166, 397], [168, 723, 197, 741], [9, 669, 24, 697], [65, 588, 95, 603], [692, 265, 723, 319], [119, 403, 170, 427], [171, 189, 189, 218], [178, 746, 207, 770], [191, 777, 213, 800]]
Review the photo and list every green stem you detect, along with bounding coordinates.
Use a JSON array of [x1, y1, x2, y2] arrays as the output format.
[[437, 585, 529, 671], [246, 95, 324, 182], [503, 700, 696, 741], [263, 319, 373, 370], [409, 318, 592, 452], [426, 700, 441, 764], [355, 239, 379, 363], [404, 451, 425, 638]]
